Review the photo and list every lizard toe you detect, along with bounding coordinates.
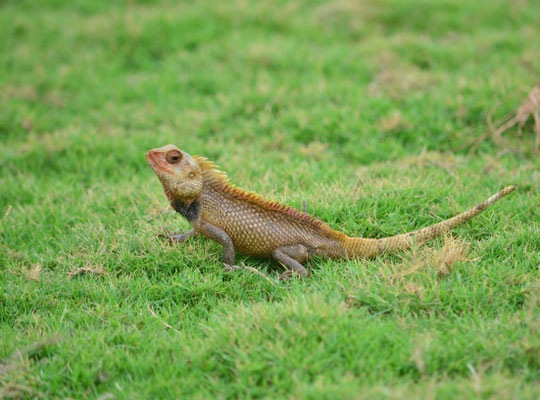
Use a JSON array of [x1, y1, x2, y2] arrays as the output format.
[[223, 263, 242, 272], [279, 270, 295, 281]]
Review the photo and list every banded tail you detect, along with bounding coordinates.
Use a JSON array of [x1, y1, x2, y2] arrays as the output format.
[[343, 185, 516, 258]]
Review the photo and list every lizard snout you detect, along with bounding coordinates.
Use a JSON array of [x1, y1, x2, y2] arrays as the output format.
[[146, 149, 161, 169]]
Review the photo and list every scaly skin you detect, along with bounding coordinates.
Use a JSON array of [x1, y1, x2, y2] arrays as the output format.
[[147, 144, 516, 277]]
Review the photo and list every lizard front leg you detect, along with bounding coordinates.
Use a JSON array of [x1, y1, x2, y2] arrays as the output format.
[[273, 244, 309, 279], [191, 219, 236, 268]]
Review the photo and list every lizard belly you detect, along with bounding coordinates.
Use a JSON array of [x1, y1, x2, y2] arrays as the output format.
[[225, 219, 297, 257], [201, 207, 299, 257], [200, 192, 337, 258], [222, 216, 331, 258]]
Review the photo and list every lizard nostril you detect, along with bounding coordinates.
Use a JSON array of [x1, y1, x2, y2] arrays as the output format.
[[146, 150, 161, 166]]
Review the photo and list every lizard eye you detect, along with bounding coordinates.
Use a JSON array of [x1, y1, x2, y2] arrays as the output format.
[[166, 150, 182, 164]]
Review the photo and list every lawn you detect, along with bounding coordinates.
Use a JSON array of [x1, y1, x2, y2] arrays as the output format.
[[1, 0, 539, 398]]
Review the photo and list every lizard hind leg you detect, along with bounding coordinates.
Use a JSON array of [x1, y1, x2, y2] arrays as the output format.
[[273, 245, 309, 279]]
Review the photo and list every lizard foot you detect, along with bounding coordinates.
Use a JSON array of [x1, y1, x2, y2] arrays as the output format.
[[158, 228, 198, 244], [157, 227, 176, 242], [279, 270, 303, 281], [279, 270, 293, 281], [223, 263, 242, 272]]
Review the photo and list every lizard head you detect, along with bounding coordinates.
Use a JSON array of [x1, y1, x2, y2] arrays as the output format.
[[146, 144, 203, 203]]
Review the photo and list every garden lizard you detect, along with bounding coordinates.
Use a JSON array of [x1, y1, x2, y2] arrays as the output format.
[[147, 144, 516, 278]]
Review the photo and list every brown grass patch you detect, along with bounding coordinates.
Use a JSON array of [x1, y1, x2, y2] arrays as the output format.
[[367, 51, 439, 99], [466, 85, 540, 156], [23, 263, 42, 282], [68, 264, 106, 279], [394, 234, 474, 279], [378, 111, 412, 133]]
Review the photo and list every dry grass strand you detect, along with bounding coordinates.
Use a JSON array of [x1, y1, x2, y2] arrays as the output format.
[[68, 264, 106, 279]]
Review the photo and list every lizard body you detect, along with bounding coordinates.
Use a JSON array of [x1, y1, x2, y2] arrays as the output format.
[[147, 144, 516, 277]]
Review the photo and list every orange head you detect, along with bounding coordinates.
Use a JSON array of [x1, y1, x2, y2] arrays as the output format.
[[146, 144, 203, 203]]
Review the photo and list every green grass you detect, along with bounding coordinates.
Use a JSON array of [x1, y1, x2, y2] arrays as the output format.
[[1, 0, 539, 398]]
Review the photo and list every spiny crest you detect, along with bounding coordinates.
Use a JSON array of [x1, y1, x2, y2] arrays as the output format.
[[193, 155, 338, 234], [193, 156, 230, 185]]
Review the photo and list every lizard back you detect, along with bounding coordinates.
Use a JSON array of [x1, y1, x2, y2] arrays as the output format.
[[196, 156, 346, 257]]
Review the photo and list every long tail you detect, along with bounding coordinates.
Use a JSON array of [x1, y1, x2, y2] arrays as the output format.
[[343, 185, 516, 258]]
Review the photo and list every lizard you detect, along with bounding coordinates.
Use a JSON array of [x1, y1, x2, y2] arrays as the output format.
[[146, 144, 516, 278]]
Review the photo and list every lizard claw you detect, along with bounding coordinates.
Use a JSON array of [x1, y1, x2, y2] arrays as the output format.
[[279, 270, 294, 281], [223, 263, 242, 271], [157, 228, 177, 244]]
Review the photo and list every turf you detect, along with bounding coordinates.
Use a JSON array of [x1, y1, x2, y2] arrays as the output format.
[[1, 0, 539, 398]]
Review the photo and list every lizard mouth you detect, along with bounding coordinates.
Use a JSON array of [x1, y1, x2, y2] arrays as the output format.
[[146, 150, 160, 170], [146, 150, 175, 179]]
